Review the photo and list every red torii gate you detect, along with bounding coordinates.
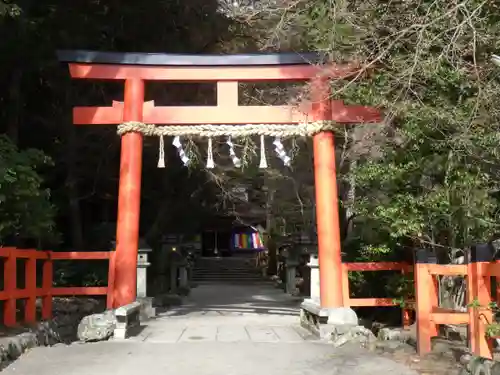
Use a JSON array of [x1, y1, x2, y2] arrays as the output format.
[[57, 50, 381, 309]]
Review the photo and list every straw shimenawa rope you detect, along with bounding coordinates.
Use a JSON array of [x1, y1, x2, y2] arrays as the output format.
[[116, 121, 337, 138]]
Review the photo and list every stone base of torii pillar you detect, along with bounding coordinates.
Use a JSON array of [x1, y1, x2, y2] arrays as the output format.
[[300, 255, 358, 340]]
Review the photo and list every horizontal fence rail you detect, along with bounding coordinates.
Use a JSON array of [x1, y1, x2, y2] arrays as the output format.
[[1, 247, 114, 327]]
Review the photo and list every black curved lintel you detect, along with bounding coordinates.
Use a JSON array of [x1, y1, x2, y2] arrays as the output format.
[[56, 50, 323, 66]]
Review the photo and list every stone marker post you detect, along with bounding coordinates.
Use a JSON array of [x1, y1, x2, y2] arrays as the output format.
[[137, 247, 151, 298], [308, 255, 320, 303], [137, 245, 155, 319]]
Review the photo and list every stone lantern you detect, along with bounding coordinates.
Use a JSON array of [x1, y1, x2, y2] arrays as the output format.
[[280, 243, 299, 295], [137, 243, 152, 298], [291, 231, 318, 298], [292, 231, 318, 256], [137, 239, 155, 319]]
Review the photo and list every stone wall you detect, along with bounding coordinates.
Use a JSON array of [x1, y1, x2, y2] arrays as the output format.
[[0, 297, 105, 370]]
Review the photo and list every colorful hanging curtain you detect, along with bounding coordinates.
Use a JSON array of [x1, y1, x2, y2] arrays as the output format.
[[233, 231, 264, 250]]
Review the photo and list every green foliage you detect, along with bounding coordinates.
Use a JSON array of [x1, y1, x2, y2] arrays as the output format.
[[53, 260, 107, 287], [242, 0, 500, 302], [468, 300, 500, 337], [0, 0, 245, 250], [0, 1, 21, 17], [0, 135, 57, 244], [278, 0, 500, 255]]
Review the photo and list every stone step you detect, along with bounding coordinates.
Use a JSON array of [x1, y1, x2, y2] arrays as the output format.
[[193, 270, 260, 274], [194, 268, 257, 271], [193, 276, 261, 279], [193, 270, 261, 274], [193, 268, 261, 272], [192, 279, 273, 285], [192, 255, 264, 284], [193, 273, 266, 280], [193, 269, 260, 274], [193, 275, 264, 280], [192, 277, 267, 280]]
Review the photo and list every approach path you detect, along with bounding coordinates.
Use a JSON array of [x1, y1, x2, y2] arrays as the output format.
[[3, 283, 418, 375]]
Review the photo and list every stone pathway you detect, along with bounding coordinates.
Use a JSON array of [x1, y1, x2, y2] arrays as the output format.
[[3, 283, 420, 375]]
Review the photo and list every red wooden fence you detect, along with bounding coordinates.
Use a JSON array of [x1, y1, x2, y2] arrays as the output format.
[[416, 260, 500, 359], [0, 247, 114, 327], [342, 262, 413, 327], [344, 259, 500, 360], [3, 246, 500, 360]]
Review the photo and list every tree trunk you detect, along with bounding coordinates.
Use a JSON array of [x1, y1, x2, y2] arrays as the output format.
[[344, 159, 357, 239]]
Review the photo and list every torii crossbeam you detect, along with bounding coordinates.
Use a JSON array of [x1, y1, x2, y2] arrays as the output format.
[[58, 50, 381, 309]]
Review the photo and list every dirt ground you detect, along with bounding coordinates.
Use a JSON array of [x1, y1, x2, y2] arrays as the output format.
[[375, 339, 465, 375]]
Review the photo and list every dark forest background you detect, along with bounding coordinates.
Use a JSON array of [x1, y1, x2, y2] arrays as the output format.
[[2, 0, 500, 306]]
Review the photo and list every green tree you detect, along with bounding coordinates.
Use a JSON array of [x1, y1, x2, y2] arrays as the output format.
[[0, 135, 56, 245]]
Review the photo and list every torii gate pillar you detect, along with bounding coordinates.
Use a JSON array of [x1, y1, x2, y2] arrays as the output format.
[[114, 79, 145, 307], [311, 79, 344, 308]]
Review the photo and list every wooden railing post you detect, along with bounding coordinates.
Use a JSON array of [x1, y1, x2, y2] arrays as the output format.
[[24, 252, 37, 324], [4, 248, 16, 326], [429, 270, 439, 338], [401, 264, 411, 328], [41, 255, 53, 320], [341, 263, 350, 305], [468, 245, 493, 359], [415, 249, 437, 355]]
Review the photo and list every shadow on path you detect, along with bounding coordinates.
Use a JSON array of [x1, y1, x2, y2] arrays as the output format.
[[157, 283, 302, 318]]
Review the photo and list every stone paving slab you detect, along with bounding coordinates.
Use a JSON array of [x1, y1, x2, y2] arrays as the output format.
[[216, 325, 250, 342], [178, 325, 218, 342], [136, 320, 309, 343]]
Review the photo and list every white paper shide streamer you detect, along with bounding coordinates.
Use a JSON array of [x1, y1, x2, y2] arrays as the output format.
[[157, 135, 165, 168], [258, 135, 268, 169], [226, 136, 241, 168], [206, 137, 215, 169], [273, 137, 291, 167], [160, 132, 292, 170], [172, 136, 190, 166]]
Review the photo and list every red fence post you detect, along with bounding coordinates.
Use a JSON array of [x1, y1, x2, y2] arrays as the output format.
[[4, 248, 16, 326], [24, 252, 37, 324], [415, 249, 434, 355], [468, 245, 493, 359], [341, 264, 350, 305], [42, 254, 53, 320], [401, 264, 411, 328], [429, 273, 439, 338], [106, 251, 116, 309]]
